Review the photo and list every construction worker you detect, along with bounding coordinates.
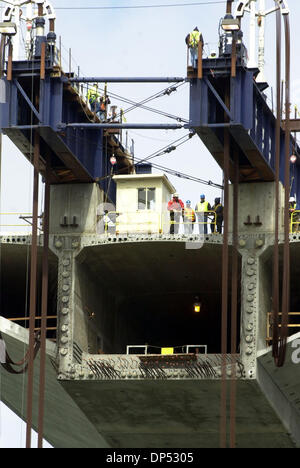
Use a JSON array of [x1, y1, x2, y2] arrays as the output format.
[[99, 95, 111, 122], [167, 193, 184, 234], [211, 197, 223, 234], [87, 83, 100, 114], [103, 210, 117, 235], [183, 200, 196, 235], [289, 197, 297, 232], [185, 27, 203, 69], [195, 194, 211, 235]]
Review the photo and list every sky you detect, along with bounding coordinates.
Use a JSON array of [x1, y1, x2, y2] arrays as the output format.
[[0, 0, 300, 448]]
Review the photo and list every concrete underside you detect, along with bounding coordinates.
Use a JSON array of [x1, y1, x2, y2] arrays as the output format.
[[0, 318, 109, 448], [257, 333, 300, 448], [61, 379, 295, 448], [1, 237, 300, 448], [78, 238, 234, 354]]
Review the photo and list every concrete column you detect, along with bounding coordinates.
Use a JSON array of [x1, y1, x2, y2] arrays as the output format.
[[51, 235, 82, 379], [239, 245, 264, 379], [50, 183, 103, 235], [231, 181, 285, 378]]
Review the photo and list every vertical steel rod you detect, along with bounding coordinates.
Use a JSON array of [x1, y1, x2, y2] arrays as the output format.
[[40, 42, 46, 81], [226, 0, 233, 14], [231, 37, 237, 78], [37, 156, 50, 449], [280, 15, 291, 367], [25, 131, 40, 448], [7, 41, 13, 81], [230, 150, 239, 448], [198, 39, 203, 80], [220, 127, 230, 448], [272, 7, 281, 361]]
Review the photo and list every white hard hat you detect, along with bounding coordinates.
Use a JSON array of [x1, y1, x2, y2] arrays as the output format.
[[173, 193, 179, 197], [289, 197, 296, 202]]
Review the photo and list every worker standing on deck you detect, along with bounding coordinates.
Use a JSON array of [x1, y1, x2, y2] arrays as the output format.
[[211, 197, 223, 234], [185, 27, 203, 69], [184, 200, 196, 235], [168, 193, 184, 234], [289, 197, 298, 232], [103, 210, 117, 235], [195, 194, 211, 235], [99, 95, 111, 122], [87, 83, 100, 114]]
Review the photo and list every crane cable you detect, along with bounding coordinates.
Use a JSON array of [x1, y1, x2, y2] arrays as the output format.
[[100, 133, 223, 190], [91, 83, 189, 123]]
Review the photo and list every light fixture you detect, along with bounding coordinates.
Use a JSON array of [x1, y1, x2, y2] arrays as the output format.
[[290, 154, 297, 164], [221, 14, 240, 32], [0, 22, 17, 36], [193, 296, 202, 313]]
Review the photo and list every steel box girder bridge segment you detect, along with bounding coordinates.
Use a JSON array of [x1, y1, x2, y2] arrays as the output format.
[[1, 39, 300, 200], [0, 0, 299, 450], [2, 61, 300, 192]]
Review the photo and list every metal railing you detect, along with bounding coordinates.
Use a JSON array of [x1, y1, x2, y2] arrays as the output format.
[[290, 210, 300, 233], [98, 210, 218, 236], [267, 312, 300, 345], [126, 344, 208, 355], [7, 316, 57, 341], [0, 213, 43, 232]]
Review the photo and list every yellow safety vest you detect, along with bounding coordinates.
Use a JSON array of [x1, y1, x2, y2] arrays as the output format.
[[196, 201, 209, 212], [189, 31, 200, 48], [87, 87, 100, 103]]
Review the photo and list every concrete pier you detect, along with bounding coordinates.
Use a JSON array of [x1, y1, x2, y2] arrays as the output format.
[[1, 181, 300, 447]]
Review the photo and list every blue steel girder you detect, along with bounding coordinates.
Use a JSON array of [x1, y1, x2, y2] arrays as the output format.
[[189, 57, 300, 187], [0, 59, 131, 196]]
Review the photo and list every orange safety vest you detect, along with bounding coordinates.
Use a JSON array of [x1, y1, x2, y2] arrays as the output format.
[[185, 207, 196, 222]]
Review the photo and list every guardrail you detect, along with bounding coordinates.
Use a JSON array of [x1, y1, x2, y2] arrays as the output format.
[[0, 213, 43, 233], [7, 316, 57, 342], [99, 210, 218, 236], [267, 312, 300, 345], [126, 344, 208, 355], [290, 210, 300, 233]]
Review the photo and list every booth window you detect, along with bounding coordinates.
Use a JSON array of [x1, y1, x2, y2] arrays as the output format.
[[138, 188, 156, 210]]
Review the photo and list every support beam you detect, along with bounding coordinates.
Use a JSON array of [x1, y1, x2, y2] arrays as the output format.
[[64, 123, 184, 130], [14, 80, 41, 122], [282, 119, 300, 132], [68, 77, 186, 83]]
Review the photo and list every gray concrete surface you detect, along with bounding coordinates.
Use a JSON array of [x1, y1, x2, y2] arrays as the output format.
[[0, 317, 109, 448], [62, 379, 295, 448], [257, 333, 300, 448]]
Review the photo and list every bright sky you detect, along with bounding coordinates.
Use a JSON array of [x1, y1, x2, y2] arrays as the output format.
[[1, 0, 300, 448]]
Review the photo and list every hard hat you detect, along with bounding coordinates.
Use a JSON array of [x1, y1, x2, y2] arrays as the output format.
[[200, 194, 205, 198], [173, 193, 179, 197], [289, 197, 296, 203]]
